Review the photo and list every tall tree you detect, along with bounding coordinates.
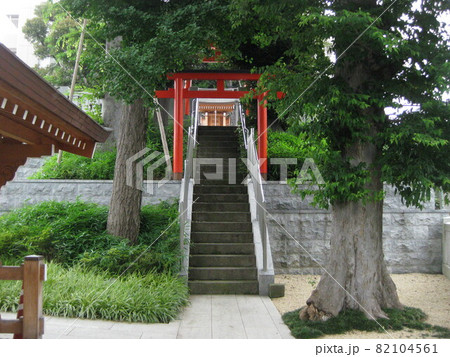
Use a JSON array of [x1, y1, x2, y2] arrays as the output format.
[[107, 99, 148, 243], [64, 0, 231, 242], [23, 1, 101, 86], [62, 0, 449, 316], [230, 0, 449, 318]]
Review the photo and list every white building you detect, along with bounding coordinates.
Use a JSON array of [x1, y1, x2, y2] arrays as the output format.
[[0, 0, 47, 67]]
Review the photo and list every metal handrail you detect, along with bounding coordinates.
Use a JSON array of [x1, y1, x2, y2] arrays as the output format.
[[238, 103, 249, 149], [246, 128, 268, 271], [193, 99, 200, 142], [179, 99, 199, 271]]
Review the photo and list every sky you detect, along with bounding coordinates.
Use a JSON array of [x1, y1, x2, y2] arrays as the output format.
[[0, 0, 47, 66]]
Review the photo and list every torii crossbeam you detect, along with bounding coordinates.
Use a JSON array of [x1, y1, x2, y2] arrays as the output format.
[[155, 71, 277, 180]]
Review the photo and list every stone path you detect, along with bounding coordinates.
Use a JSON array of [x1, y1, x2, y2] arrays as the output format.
[[0, 295, 292, 339]]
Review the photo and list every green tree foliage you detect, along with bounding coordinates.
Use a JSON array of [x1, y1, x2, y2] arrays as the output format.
[[61, 0, 287, 103], [23, 1, 104, 86], [53, 0, 449, 206], [63, 0, 229, 104], [230, 0, 449, 208], [228, 0, 449, 318]]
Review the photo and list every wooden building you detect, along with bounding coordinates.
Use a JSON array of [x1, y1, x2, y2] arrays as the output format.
[[0, 44, 110, 188]]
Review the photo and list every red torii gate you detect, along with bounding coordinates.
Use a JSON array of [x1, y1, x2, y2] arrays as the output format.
[[155, 71, 271, 180]]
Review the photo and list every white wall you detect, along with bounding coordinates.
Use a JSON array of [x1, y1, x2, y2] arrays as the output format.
[[0, 0, 47, 67]]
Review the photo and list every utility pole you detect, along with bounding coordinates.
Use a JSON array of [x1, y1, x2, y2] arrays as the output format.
[[57, 19, 87, 164]]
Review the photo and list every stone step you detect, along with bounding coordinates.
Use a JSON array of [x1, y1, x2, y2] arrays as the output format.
[[197, 142, 240, 150], [194, 185, 247, 194], [196, 152, 240, 158], [199, 133, 238, 139], [192, 221, 252, 233], [190, 254, 256, 267], [198, 139, 239, 146], [197, 146, 239, 153], [196, 179, 248, 185], [193, 202, 249, 212], [198, 163, 239, 169], [196, 171, 247, 183], [196, 172, 247, 181], [198, 126, 238, 131], [192, 212, 251, 222], [191, 232, 253, 243], [193, 193, 248, 202], [189, 267, 257, 281], [13, 157, 46, 179], [188, 126, 257, 295], [189, 280, 258, 294], [190, 243, 254, 255]]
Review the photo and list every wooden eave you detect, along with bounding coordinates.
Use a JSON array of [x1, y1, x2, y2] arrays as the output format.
[[0, 44, 110, 158], [0, 44, 111, 188]]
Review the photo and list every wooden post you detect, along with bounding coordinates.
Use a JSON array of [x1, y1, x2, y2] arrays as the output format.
[[57, 19, 88, 164], [155, 101, 173, 175], [22, 255, 44, 339]]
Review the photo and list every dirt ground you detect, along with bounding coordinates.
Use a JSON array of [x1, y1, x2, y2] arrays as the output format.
[[272, 273, 450, 339]]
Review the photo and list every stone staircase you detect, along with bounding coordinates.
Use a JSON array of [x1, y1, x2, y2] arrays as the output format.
[[13, 157, 46, 180], [188, 126, 258, 294]]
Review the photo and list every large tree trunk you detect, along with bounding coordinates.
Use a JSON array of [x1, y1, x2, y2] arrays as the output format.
[[101, 94, 124, 150], [301, 0, 403, 319], [302, 140, 403, 320], [107, 99, 148, 243]]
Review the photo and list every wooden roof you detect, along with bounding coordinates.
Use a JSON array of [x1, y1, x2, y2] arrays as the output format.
[[0, 44, 110, 187]]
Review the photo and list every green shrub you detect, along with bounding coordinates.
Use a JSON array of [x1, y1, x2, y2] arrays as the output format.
[[0, 201, 185, 323], [0, 201, 119, 263], [30, 118, 171, 181], [267, 130, 309, 181], [0, 263, 188, 323], [79, 236, 180, 275], [30, 150, 117, 180], [282, 307, 450, 339], [139, 201, 179, 241], [0, 200, 181, 274]]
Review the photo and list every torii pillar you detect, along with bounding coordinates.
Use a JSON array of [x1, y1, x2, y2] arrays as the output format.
[[257, 94, 268, 180], [173, 77, 184, 180]]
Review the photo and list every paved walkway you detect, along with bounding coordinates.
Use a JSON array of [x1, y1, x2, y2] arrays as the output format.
[[1, 295, 292, 339]]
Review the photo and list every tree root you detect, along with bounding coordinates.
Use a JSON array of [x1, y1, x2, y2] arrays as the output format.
[[299, 303, 333, 322]]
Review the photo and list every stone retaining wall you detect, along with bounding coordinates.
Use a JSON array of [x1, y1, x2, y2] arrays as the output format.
[[443, 217, 450, 279], [0, 180, 180, 213], [1, 178, 448, 274], [264, 183, 450, 274]]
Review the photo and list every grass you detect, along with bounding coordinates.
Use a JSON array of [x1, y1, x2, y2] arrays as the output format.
[[0, 263, 189, 323], [0, 200, 181, 274], [283, 307, 450, 339], [0, 200, 186, 323], [29, 150, 116, 180]]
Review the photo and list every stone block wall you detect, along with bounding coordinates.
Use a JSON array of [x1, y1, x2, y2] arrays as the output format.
[[264, 182, 450, 274], [1, 178, 448, 275], [444, 217, 450, 279], [0, 180, 181, 213]]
